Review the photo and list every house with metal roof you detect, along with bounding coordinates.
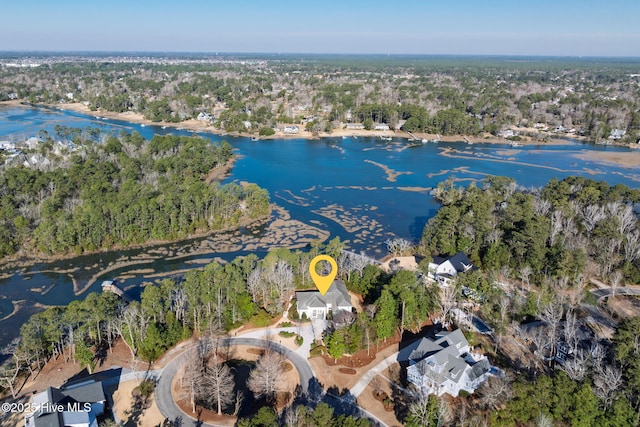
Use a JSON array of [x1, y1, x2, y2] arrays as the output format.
[[407, 329, 491, 397], [295, 279, 352, 320]]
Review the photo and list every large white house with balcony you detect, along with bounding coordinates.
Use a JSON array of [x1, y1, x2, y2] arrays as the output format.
[[407, 329, 491, 397]]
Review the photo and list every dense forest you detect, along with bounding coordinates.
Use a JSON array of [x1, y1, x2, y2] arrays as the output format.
[[417, 176, 640, 426], [0, 132, 269, 257], [1, 54, 640, 142], [422, 176, 640, 283]]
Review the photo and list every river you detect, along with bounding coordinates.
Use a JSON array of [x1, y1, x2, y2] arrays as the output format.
[[1, 104, 639, 349]]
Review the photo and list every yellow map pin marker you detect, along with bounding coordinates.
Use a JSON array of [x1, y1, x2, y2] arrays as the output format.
[[309, 255, 337, 296]]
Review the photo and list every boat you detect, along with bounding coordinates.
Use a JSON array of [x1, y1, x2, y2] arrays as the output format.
[[251, 137, 260, 141], [342, 136, 347, 140], [140, 124, 146, 127]]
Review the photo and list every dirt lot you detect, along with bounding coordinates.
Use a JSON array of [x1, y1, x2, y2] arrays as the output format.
[[112, 380, 165, 427], [605, 295, 640, 319]]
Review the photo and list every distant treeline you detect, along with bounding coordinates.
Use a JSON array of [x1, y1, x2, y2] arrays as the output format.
[[0, 132, 269, 257], [3, 56, 640, 142]]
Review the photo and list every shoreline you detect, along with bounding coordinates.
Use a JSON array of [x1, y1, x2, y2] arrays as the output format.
[[1, 99, 603, 147], [0, 211, 272, 273]]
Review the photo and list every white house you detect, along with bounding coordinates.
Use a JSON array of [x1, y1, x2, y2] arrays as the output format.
[[283, 125, 299, 134], [497, 129, 515, 138], [295, 279, 352, 320], [407, 329, 491, 397], [0, 141, 15, 151], [345, 123, 365, 130], [609, 128, 626, 140], [25, 381, 106, 427], [196, 111, 214, 122], [374, 123, 390, 131], [428, 252, 476, 287]]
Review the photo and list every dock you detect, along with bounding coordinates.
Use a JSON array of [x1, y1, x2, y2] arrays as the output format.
[[101, 280, 133, 303]]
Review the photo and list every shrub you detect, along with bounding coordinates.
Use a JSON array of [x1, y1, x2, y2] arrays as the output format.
[[251, 309, 275, 327], [259, 127, 275, 136]]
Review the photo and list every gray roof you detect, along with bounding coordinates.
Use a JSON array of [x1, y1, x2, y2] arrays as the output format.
[[409, 329, 488, 387], [29, 382, 105, 427], [409, 329, 468, 360], [62, 381, 105, 403], [296, 279, 351, 311], [446, 252, 475, 273]]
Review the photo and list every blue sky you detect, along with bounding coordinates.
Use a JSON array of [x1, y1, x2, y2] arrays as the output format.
[[2, 0, 639, 56]]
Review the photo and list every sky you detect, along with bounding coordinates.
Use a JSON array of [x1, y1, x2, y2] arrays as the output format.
[[2, 0, 640, 56]]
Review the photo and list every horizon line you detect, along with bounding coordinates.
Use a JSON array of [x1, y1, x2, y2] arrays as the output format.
[[1, 50, 640, 60]]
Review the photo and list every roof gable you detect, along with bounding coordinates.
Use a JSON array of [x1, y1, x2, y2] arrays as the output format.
[[296, 280, 352, 311]]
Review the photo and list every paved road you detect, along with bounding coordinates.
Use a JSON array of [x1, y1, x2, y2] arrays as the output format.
[[350, 340, 420, 397], [591, 286, 640, 300], [155, 337, 316, 427]]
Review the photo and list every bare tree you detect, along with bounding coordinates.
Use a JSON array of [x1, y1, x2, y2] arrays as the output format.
[[247, 267, 264, 303], [539, 301, 563, 360], [518, 265, 532, 292], [247, 350, 285, 404], [0, 353, 21, 399], [550, 209, 564, 246], [563, 310, 580, 356], [562, 350, 586, 381], [233, 391, 244, 417], [533, 196, 551, 216], [181, 349, 204, 413], [610, 270, 623, 298], [623, 230, 640, 262], [385, 237, 413, 256], [265, 260, 294, 313], [438, 284, 458, 328], [535, 412, 554, 427], [580, 204, 605, 235], [609, 202, 636, 237], [204, 354, 235, 415], [477, 374, 513, 410], [593, 364, 624, 408], [529, 325, 553, 361], [590, 342, 607, 373], [112, 303, 149, 363]]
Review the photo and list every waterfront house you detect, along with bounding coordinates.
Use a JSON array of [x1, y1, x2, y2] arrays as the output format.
[[407, 329, 491, 397], [25, 380, 106, 427], [345, 123, 365, 130], [609, 128, 626, 140], [0, 141, 15, 151], [374, 123, 390, 131], [497, 129, 515, 138], [295, 279, 352, 320], [427, 252, 476, 287], [283, 125, 299, 134], [196, 111, 214, 122]]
